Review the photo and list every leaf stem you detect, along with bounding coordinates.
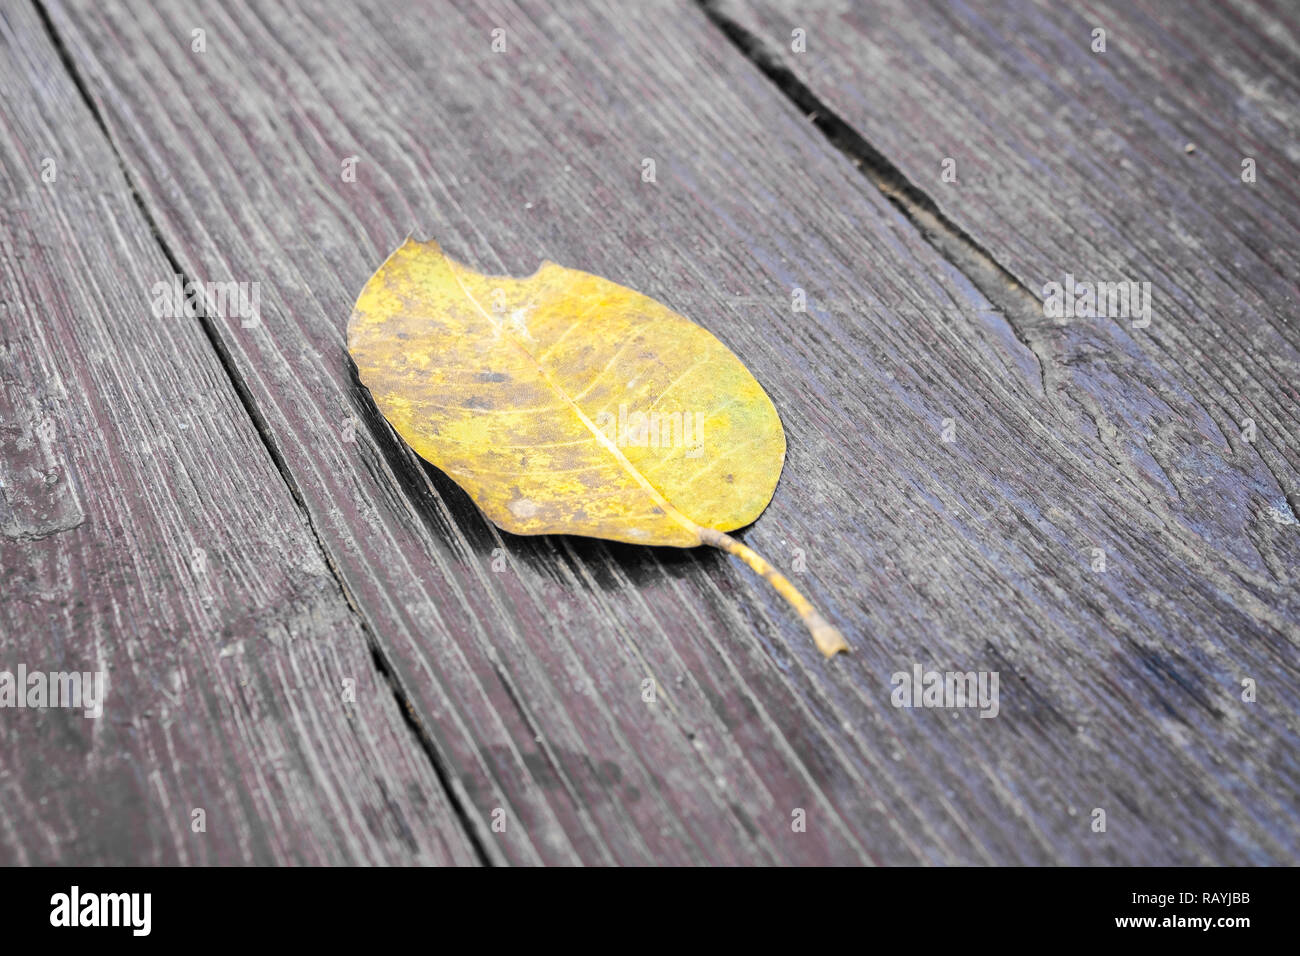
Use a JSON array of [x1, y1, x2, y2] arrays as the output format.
[[698, 527, 849, 658]]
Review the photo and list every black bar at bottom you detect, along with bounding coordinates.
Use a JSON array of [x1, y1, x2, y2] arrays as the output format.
[[0, 865, 1277, 944]]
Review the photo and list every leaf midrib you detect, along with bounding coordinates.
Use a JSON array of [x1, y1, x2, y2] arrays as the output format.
[[445, 261, 705, 543]]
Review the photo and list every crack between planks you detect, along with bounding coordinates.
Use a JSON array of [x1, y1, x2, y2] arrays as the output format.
[[31, 0, 497, 867], [697, 0, 1053, 395]]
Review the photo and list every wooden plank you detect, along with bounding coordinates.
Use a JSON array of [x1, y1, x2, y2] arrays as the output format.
[[700, 0, 1300, 857], [709, 0, 1300, 574], [44, 0, 1300, 863], [0, 1, 479, 865]]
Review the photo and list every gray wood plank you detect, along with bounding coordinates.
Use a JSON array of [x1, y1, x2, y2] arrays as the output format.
[[709, 0, 1300, 577], [703, 0, 1300, 857], [0, 0, 480, 865], [43, 0, 1300, 863]]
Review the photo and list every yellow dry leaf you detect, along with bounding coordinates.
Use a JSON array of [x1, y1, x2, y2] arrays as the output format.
[[348, 238, 847, 657]]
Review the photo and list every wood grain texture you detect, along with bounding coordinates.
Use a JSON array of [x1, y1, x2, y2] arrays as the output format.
[[712, 0, 1300, 576], [705, 0, 1300, 860], [0, 0, 479, 865], [38, 0, 1300, 864]]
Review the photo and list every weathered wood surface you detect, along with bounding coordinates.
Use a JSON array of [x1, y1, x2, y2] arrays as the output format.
[[711, 0, 1300, 568], [0, 0, 479, 865], [3, 0, 1296, 864], [705, 0, 1300, 856]]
